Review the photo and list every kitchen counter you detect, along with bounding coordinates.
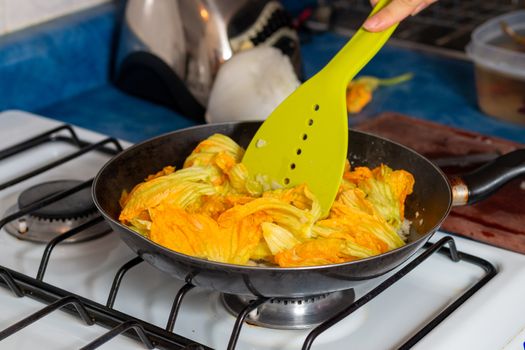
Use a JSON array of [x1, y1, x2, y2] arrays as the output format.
[[37, 32, 525, 144], [2, 3, 525, 144]]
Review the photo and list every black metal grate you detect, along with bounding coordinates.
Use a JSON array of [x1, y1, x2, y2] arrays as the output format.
[[0, 124, 497, 349], [0, 125, 208, 350], [302, 236, 496, 350], [310, 0, 525, 53], [220, 236, 496, 350]]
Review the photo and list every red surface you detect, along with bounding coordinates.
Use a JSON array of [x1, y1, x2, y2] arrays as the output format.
[[355, 113, 525, 254]]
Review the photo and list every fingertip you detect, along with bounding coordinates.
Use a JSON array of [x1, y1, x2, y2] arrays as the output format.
[[365, 0, 421, 32], [363, 13, 395, 32], [363, 14, 381, 32], [411, 2, 428, 16]]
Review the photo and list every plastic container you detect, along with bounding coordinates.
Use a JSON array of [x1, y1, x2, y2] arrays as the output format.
[[466, 10, 525, 124]]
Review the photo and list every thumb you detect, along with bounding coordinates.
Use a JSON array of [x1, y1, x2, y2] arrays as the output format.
[[364, 0, 424, 32]]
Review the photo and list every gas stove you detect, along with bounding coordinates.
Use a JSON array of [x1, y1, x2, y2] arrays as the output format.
[[309, 0, 525, 56], [0, 110, 524, 350]]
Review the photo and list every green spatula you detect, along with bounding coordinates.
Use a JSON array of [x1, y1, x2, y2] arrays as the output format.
[[242, 0, 397, 217]]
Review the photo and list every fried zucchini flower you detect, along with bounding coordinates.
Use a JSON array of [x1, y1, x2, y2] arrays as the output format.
[[119, 134, 415, 267]]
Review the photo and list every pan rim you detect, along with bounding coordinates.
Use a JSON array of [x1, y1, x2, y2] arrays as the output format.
[[92, 121, 453, 272]]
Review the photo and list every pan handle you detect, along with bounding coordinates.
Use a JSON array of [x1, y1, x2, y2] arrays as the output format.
[[451, 149, 525, 206]]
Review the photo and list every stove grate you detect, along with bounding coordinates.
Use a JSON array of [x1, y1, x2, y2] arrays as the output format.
[[0, 125, 81, 161], [219, 236, 497, 350], [36, 216, 110, 280], [106, 256, 145, 309], [0, 264, 209, 349], [1, 179, 94, 226], [227, 297, 270, 350], [0, 137, 122, 191], [302, 236, 497, 350], [80, 320, 154, 350], [166, 280, 196, 332], [0, 267, 24, 297], [308, 0, 525, 54], [0, 295, 95, 340], [0, 124, 209, 350]]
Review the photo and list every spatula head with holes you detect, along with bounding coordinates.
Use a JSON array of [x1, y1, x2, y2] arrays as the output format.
[[242, 0, 397, 218]]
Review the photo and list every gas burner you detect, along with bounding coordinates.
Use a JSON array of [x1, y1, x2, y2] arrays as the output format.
[[4, 180, 111, 243], [222, 289, 356, 329]]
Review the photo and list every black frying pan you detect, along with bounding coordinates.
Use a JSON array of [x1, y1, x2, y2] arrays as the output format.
[[92, 122, 525, 297]]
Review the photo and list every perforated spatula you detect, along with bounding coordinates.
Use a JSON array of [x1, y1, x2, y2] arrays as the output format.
[[242, 0, 397, 217]]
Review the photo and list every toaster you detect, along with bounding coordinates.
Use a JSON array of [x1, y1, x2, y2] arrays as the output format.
[[114, 0, 302, 119]]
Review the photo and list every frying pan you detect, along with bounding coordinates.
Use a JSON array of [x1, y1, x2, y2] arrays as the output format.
[[92, 122, 525, 297]]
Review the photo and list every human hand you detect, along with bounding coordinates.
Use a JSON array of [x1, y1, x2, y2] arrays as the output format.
[[363, 0, 437, 32]]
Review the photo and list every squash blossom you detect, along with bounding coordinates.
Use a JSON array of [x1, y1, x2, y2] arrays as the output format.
[[346, 73, 413, 114], [118, 133, 415, 268]]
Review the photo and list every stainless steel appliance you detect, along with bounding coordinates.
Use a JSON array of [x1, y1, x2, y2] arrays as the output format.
[[114, 0, 301, 119]]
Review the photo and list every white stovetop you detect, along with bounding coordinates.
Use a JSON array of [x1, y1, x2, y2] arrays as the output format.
[[0, 109, 524, 350]]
